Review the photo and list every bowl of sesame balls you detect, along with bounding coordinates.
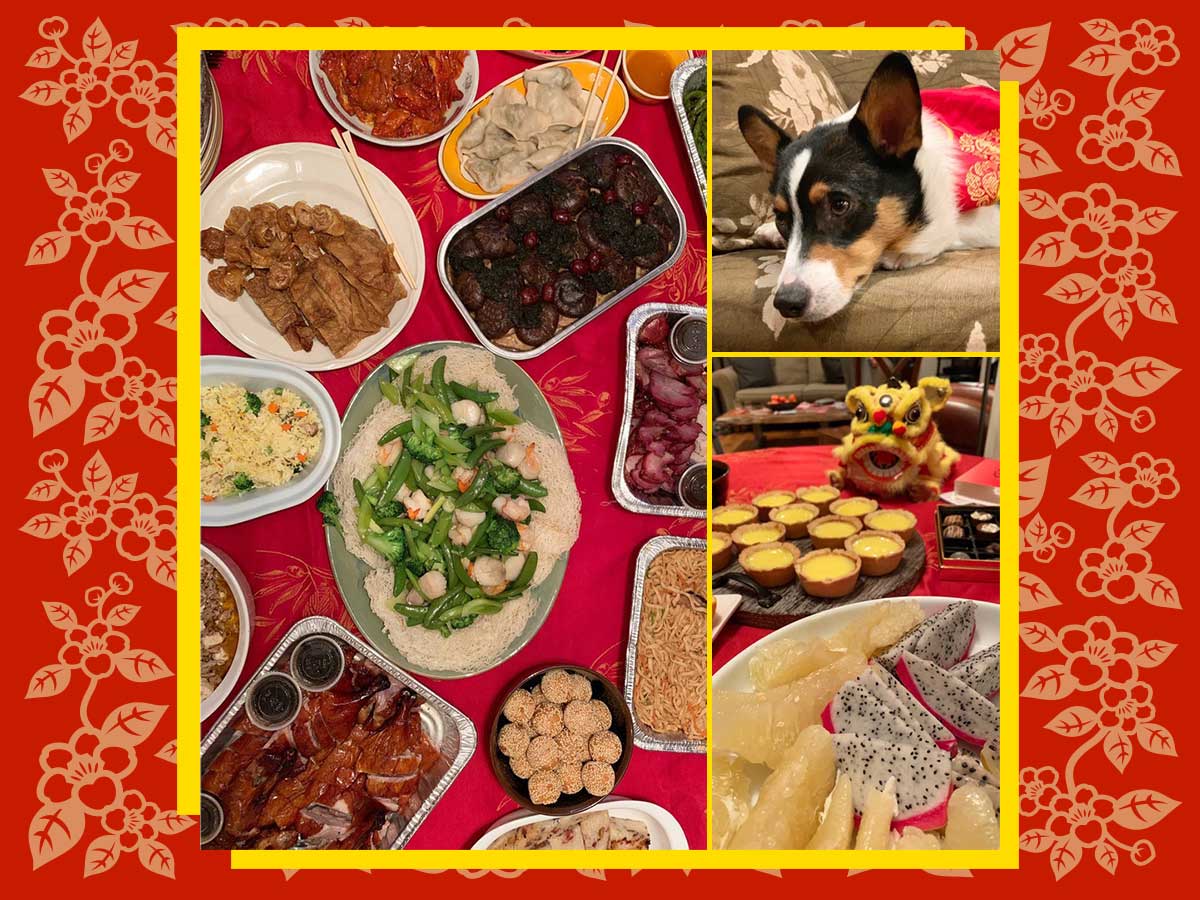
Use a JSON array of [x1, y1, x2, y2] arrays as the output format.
[[489, 665, 634, 814]]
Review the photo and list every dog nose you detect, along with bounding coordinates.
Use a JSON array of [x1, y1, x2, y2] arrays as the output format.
[[774, 282, 811, 318]]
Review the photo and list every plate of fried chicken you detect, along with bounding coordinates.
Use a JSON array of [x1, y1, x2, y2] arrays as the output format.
[[200, 142, 425, 371]]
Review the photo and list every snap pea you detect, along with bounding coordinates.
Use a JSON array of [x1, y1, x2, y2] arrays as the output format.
[[428, 511, 453, 549], [380, 452, 412, 502], [467, 438, 505, 467], [379, 379, 401, 406], [431, 356, 455, 409], [496, 552, 538, 598], [434, 432, 471, 455], [464, 511, 492, 556], [527, 498, 546, 513], [400, 363, 413, 405], [462, 424, 503, 440], [516, 477, 548, 498], [377, 420, 414, 446], [352, 478, 367, 506], [375, 515, 407, 528], [412, 389, 453, 422], [486, 405, 521, 426], [452, 598, 504, 618], [452, 554, 476, 589], [449, 381, 500, 404]]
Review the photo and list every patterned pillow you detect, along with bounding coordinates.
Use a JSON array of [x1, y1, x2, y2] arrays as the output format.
[[711, 51, 847, 252], [814, 49, 1001, 106]]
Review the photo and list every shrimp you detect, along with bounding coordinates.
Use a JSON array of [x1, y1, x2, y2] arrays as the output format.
[[418, 570, 447, 600], [518, 442, 540, 480], [516, 522, 533, 552], [492, 494, 531, 522], [451, 399, 483, 427], [377, 441, 401, 466], [453, 465, 477, 492], [503, 553, 527, 582], [496, 440, 525, 468], [402, 489, 432, 521], [449, 507, 486, 546]]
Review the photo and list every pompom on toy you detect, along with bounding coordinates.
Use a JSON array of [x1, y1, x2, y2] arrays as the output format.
[[829, 376, 960, 502]]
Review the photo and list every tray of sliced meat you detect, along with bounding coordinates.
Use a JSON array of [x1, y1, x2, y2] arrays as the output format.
[[611, 302, 707, 518], [199, 616, 475, 850]]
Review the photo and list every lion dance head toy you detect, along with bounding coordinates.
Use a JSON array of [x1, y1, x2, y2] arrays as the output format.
[[830, 376, 960, 502]]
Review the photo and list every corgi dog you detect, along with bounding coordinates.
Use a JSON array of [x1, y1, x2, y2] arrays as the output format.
[[738, 52, 1001, 322]]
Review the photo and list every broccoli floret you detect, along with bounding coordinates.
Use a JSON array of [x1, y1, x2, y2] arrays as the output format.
[[245, 390, 263, 416], [200, 411, 211, 439], [405, 430, 444, 464], [373, 499, 403, 520], [316, 491, 341, 531], [445, 614, 479, 631], [481, 516, 521, 556], [231, 473, 254, 493], [488, 463, 521, 494], [443, 422, 474, 450], [364, 528, 406, 565]]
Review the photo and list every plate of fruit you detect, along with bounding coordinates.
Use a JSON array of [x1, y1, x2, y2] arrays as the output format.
[[766, 394, 799, 412]]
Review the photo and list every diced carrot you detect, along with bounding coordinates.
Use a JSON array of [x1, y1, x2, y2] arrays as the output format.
[[296, 453, 307, 464], [209, 424, 218, 432], [268, 401, 279, 414], [457, 478, 470, 492], [407, 507, 420, 520], [203, 494, 214, 502], [294, 410, 307, 418], [281, 423, 292, 431]]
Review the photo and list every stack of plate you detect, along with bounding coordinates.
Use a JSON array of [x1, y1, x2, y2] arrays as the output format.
[[201, 56, 224, 190]]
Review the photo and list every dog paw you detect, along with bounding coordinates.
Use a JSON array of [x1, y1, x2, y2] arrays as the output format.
[[880, 251, 938, 271]]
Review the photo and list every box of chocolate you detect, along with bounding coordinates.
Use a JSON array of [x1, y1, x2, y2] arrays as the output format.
[[934, 504, 1000, 582]]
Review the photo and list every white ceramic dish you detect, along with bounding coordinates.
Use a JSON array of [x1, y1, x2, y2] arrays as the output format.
[[309, 50, 479, 148], [200, 143, 425, 371], [199, 543, 255, 721], [200, 356, 341, 527], [470, 798, 688, 850], [713, 597, 999, 816], [712, 592, 742, 640]]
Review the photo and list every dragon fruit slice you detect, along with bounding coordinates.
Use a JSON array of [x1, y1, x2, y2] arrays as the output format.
[[870, 663, 958, 754], [876, 602, 976, 671], [821, 681, 933, 750], [895, 651, 999, 747], [831, 732, 952, 831], [950, 643, 1000, 700]]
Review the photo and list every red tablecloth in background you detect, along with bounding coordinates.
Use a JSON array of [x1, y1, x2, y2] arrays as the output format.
[[713, 445, 1000, 673], [201, 50, 706, 850]]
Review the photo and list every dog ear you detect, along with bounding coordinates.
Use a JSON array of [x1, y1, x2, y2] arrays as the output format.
[[919, 376, 952, 411], [738, 105, 792, 178], [852, 52, 923, 160]]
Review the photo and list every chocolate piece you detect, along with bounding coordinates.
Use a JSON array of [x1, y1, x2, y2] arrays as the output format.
[[976, 522, 1001, 535], [942, 514, 965, 526], [970, 510, 995, 522], [950, 551, 972, 560], [943, 525, 966, 539], [985, 543, 1000, 556]]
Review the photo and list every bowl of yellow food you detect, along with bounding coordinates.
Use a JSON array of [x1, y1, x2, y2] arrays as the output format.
[[738, 541, 802, 589], [712, 504, 758, 534], [767, 502, 820, 539], [863, 508, 919, 543], [829, 496, 879, 519], [795, 484, 840, 515], [751, 489, 797, 521], [795, 549, 862, 598], [806, 515, 864, 550], [731, 521, 787, 554], [845, 530, 906, 576]]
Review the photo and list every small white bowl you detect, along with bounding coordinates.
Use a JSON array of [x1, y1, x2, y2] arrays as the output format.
[[200, 543, 255, 721], [309, 50, 479, 147], [200, 356, 341, 527]]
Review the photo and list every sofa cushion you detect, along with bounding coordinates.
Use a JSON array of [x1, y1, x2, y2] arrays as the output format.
[[774, 357, 816, 385], [814, 49, 1001, 108], [711, 51, 846, 252], [729, 357, 774, 389], [713, 247, 1000, 352]]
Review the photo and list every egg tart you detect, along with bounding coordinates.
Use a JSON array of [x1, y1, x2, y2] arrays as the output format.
[[796, 549, 861, 598], [829, 496, 879, 520], [863, 508, 918, 543], [806, 515, 864, 550], [738, 541, 802, 588], [768, 502, 820, 539], [795, 484, 840, 515], [751, 489, 798, 521], [845, 530, 905, 576], [730, 520, 787, 553], [711, 504, 757, 534], [711, 531, 734, 571]]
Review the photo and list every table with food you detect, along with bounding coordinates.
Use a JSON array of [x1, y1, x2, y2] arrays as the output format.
[[197, 48, 707, 852], [711, 417, 1002, 851]]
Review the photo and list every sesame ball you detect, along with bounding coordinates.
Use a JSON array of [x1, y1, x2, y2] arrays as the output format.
[[528, 769, 562, 805], [497, 722, 530, 758], [557, 761, 584, 795], [581, 760, 615, 797], [566, 673, 593, 702], [509, 752, 534, 780], [556, 729, 591, 763], [589, 730, 622, 764], [564, 698, 604, 735], [526, 734, 560, 770], [589, 699, 613, 730], [540, 668, 575, 704], [531, 701, 564, 736], [502, 689, 535, 725]]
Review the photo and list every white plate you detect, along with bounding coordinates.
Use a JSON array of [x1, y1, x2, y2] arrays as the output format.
[[712, 592, 743, 640], [470, 798, 688, 850], [200, 356, 342, 526], [200, 143, 425, 371], [309, 50, 479, 148], [199, 543, 255, 721], [712, 597, 999, 816]]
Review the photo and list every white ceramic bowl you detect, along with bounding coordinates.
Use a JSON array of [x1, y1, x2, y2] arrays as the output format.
[[309, 50, 479, 147], [200, 356, 341, 527], [200, 543, 255, 721], [470, 798, 688, 850]]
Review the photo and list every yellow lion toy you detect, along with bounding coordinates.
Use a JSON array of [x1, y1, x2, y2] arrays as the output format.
[[830, 376, 960, 501]]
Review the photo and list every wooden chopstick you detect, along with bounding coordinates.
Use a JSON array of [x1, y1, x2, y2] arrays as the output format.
[[329, 127, 416, 293], [574, 51, 610, 150], [589, 53, 619, 142]]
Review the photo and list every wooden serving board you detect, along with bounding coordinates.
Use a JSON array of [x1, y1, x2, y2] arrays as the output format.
[[715, 536, 927, 628]]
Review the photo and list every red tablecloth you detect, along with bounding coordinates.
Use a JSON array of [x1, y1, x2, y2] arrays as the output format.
[[713, 445, 1000, 673], [201, 50, 706, 850]]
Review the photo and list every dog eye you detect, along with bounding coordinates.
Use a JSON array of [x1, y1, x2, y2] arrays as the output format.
[[774, 212, 792, 239], [829, 193, 851, 216], [905, 406, 921, 424]]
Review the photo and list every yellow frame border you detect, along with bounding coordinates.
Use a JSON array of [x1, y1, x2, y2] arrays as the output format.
[[178, 26, 1018, 870]]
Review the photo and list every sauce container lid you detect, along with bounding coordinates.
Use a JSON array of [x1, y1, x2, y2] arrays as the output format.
[[245, 671, 301, 731], [200, 792, 224, 846], [678, 462, 707, 510], [669, 314, 706, 366], [290, 635, 346, 692]]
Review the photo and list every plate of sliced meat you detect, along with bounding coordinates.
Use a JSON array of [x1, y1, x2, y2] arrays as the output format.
[[200, 142, 425, 371]]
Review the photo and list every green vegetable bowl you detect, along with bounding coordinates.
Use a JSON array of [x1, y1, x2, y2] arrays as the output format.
[[325, 341, 572, 679]]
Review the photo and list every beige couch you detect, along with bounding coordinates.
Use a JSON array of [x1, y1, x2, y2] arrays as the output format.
[[711, 50, 1001, 352], [713, 358, 847, 411]]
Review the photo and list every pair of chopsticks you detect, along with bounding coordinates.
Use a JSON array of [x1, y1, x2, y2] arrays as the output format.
[[329, 127, 416, 293], [573, 51, 618, 150]]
